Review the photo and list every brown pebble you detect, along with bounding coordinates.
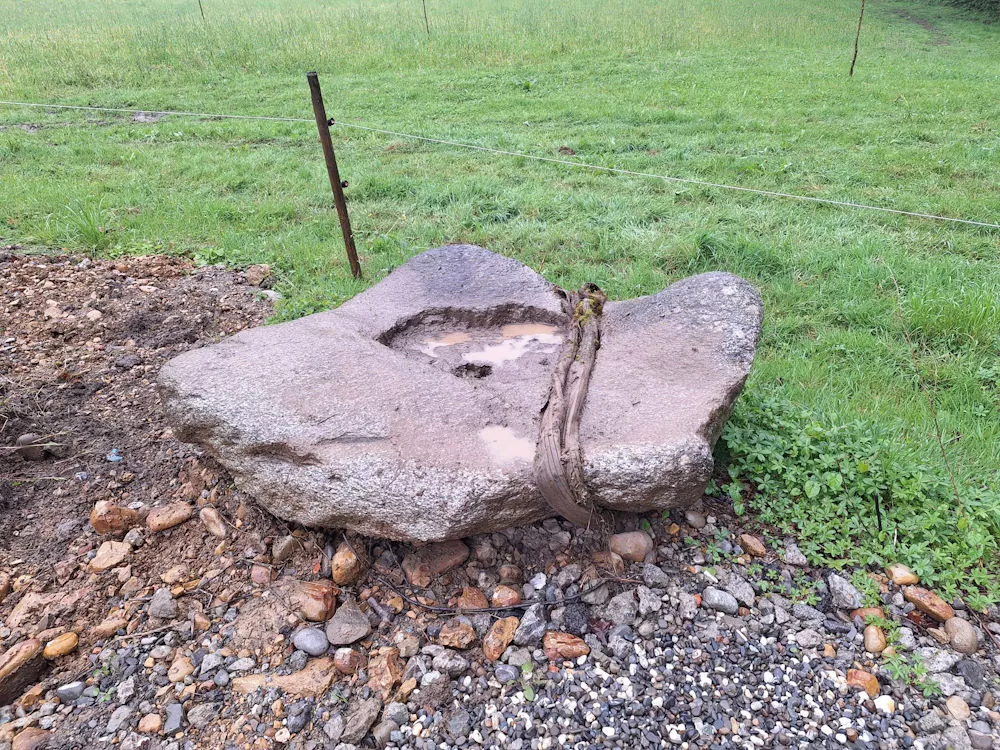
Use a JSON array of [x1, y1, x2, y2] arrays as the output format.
[[903, 586, 954, 622], [739, 534, 767, 557], [146, 502, 193, 532], [885, 563, 919, 585], [331, 543, 363, 585], [43, 632, 78, 659]]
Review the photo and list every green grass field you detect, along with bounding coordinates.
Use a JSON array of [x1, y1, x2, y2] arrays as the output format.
[[2, 0, 999, 599]]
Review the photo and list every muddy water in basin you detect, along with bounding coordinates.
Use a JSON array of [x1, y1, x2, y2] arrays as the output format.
[[415, 323, 562, 370]]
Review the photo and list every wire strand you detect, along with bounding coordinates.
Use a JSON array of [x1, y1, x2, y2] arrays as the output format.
[[0, 100, 311, 123], [1, 99, 997, 230]]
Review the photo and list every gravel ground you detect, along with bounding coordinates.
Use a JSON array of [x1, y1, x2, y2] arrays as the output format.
[[1, 251, 998, 750]]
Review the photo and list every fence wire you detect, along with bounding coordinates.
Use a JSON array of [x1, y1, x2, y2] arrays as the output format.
[[1, 99, 997, 230]]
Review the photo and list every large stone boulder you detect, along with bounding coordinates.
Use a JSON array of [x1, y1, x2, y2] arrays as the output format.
[[159, 245, 761, 540]]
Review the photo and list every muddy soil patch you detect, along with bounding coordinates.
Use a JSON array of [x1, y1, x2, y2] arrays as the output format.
[[0, 250, 275, 563]]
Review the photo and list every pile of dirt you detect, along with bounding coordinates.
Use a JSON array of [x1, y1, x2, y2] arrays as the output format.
[[0, 250, 274, 560]]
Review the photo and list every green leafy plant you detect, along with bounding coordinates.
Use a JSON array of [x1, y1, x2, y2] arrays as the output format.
[[520, 662, 537, 701], [884, 651, 940, 697], [717, 392, 1000, 605], [850, 570, 881, 608]]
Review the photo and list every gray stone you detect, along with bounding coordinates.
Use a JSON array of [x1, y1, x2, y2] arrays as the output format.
[[827, 574, 863, 610], [506, 648, 532, 667], [782, 541, 808, 566], [150, 645, 173, 660], [794, 629, 824, 649], [602, 591, 639, 625], [916, 647, 963, 673], [107, 705, 133, 733], [641, 564, 671, 588], [447, 709, 472, 737], [383, 703, 409, 726], [636, 586, 661, 617], [916, 711, 946, 734], [56, 681, 85, 703], [969, 730, 993, 750], [513, 604, 547, 646], [287, 704, 312, 733], [554, 564, 582, 588], [702, 587, 738, 615], [495, 664, 520, 683], [898, 627, 917, 650], [955, 659, 985, 690], [684, 510, 707, 529], [199, 652, 224, 675], [372, 720, 397, 748], [160, 245, 762, 541], [678, 593, 698, 621], [123, 528, 145, 548], [148, 587, 178, 619], [323, 713, 346, 742], [326, 600, 372, 646], [228, 657, 255, 672], [342, 697, 382, 744], [293, 627, 330, 656], [791, 603, 825, 623], [164, 703, 184, 734], [187, 703, 218, 729], [432, 649, 470, 676], [724, 575, 755, 608], [116, 676, 136, 702], [941, 726, 973, 750], [581, 583, 609, 605], [934, 672, 967, 697]]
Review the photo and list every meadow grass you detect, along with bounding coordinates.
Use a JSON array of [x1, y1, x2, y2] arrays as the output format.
[[1, 0, 999, 596]]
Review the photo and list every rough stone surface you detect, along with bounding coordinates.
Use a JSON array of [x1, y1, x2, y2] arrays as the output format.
[[342, 698, 381, 744], [90, 540, 131, 572], [702, 587, 738, 615], [0, 639, 45, 705], [903, 586, 954, 622], [513, 604, 547, 646], [944, 616, 978, 654], [148, 587, 178, 619], [602, 590, 639, 625], [160, 245, 762, 540], [827, 573, 863, 610], [325, 599, 372, 646]]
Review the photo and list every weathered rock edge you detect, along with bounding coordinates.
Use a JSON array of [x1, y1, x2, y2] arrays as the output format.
[[159, 244, 762, 541]]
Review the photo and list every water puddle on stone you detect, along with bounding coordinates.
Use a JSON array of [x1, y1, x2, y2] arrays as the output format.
[[463, 324, 561, 367], [415, 323, 562, 368], [479, 425, 535, 464], [417, 331, 472, 357]]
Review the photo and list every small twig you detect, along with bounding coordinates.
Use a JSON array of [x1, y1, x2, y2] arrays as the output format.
[[850, 0, 866, 77], [0, 474, 68, 482], [105, 622, 177, 647], [973, 610, 1000, 652], [1, 441, 63, 453], [421, 0, 430, 34], [367, 596, 394, 624]]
